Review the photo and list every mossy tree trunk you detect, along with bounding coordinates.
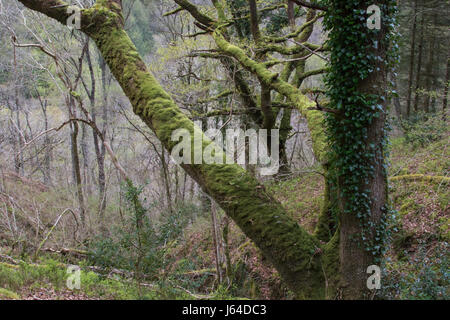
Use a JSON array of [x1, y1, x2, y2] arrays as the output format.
[[340, 13, 389, 301]]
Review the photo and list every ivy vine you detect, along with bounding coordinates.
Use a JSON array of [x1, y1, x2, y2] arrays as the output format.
[[322, 0, 399, 260]]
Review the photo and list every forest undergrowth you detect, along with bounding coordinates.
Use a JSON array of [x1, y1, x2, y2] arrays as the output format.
[[0, 116, 448, 300]]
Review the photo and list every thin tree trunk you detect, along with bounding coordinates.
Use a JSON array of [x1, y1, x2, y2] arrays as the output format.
[[12, 37, 24, 175], [40, 98, 52, 186], [248, 0, 260, 42], [222, 215, 232, 282], [81, 122, 91, 196], [181, 170, 187, 202], [160, 148, 173, 213], [413, 9, 425, 113], [174, 164, 179, 205], [85, 42, 107, 220], [97, 56, 108, 219], [392, 76, 402, 118], [211, 201, 223, 284], [406, 0, 417, 117], [424, 15, 436, 113], [69, 97, 86, 227], [9, 108, 20, 175], [443, 54, 449, 120], [287, 0, 295, 28]]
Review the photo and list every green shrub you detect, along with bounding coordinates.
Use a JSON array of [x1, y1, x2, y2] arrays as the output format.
[[88, 182, 202, 284], [381, 242, 449, 299], [0, 287, 20, 299], [0, 264, 23, 291], [398, 112, 448, 149]]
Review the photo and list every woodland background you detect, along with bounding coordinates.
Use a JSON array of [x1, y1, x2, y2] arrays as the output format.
[[0, 0, 448, 300]]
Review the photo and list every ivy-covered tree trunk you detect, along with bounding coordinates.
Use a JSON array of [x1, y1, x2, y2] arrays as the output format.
[[323, 0, 395, 299], [337, 75, 388, 299]]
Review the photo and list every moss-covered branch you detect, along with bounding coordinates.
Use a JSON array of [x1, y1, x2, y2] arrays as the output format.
[[291, 0, 328, 11], [390, 174, 450, 183], [297, 67, 328, 83], [262, 12, 325, 44], [212, 29, 328, 162], [258, 41, 324, 56], [163, 7, 183, 17], [173, 0, 216, 28], [197, 89, 233, 103], [15, 0, 78, 25]]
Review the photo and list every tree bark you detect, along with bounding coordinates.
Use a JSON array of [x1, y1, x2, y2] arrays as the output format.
[[443, 54, 449, 120], [442, 52, 450, 120], [248, 0, 260, 42], [38, 97, 53, 186], [68, 96, 86, 227], [81, 122, 91, 196], [413, 10, 425, 113], [98, 57, 108, 219], [211, 201, 224, 284], [423, 15, 436, 113], [406, 0, 417, 117], [84, 42, 107, 220], [335, 2, 389, 299]]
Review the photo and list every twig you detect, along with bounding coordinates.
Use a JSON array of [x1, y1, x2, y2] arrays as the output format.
[[34, 208, 78, 259], [288, 39, 329, 62], [16, 119, 73, 155], [291, 0, 328, 11]]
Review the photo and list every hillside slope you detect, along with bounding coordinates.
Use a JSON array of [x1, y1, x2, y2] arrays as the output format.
[[0, 134, 448, 300]]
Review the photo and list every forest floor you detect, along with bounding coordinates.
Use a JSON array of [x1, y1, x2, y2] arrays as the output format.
[[0, 133, 448, 300]]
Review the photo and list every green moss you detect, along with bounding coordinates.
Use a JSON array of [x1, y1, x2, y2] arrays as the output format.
[[438, 217, 450, 241], [314, 181, 334, 242], [392, 229, 414, 259], [321, 231, 340, 299], [399, 198, 420, 217], [391, 174, 450, 184], [213, 30, 278, 83], [0, 287, 20, 300]]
